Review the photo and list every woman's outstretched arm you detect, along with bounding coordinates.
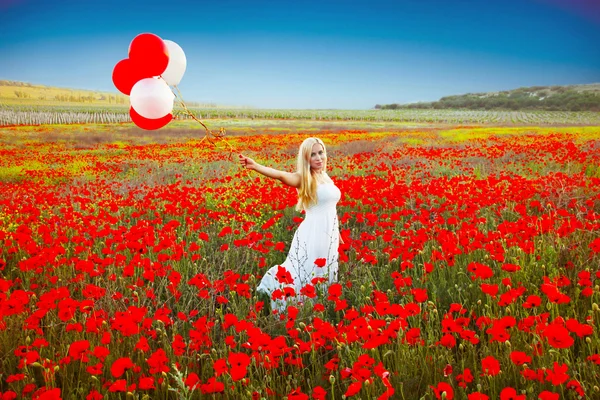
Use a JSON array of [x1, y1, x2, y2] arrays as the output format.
[[239, 154, 301, 188]]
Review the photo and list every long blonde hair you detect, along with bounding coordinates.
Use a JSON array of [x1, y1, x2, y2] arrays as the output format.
[[295, 137, 327, 211]]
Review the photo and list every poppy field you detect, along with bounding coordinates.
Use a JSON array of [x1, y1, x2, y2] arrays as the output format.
[[1, 120, 600, 400]]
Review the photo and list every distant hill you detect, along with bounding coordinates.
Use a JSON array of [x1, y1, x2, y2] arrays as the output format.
[[0, 80, 229, 108], [376, 83, 600, 111], [0, 80, 132, 107]]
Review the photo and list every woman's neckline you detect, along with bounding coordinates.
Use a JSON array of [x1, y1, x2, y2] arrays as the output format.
[[316, 175, 333, 186]]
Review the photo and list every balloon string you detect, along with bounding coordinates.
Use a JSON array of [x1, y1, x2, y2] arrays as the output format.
[[169, 84, 237, 155]]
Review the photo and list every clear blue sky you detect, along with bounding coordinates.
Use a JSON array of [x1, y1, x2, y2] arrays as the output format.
[[1, 0, 599, 109]]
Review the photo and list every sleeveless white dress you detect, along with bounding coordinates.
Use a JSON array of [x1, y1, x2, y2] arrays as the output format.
[[257, 175, 341, 311]]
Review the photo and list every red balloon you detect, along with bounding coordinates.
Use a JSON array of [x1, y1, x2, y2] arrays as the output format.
[[128, 33, 170, 78], [130, 107, 172, 130], [112, 59, 144, 95]]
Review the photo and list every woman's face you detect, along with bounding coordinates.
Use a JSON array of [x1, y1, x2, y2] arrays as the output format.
[[310, 143, 326, 173]]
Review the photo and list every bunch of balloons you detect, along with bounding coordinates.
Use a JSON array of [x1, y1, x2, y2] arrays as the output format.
[[112, 33, 186, 130]]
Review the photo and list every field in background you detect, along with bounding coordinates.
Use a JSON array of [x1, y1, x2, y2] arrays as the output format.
[[1, 122, 600, 399], [2, 103, 600, 126]]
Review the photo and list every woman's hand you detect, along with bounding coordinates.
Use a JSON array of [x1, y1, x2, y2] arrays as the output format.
[[239, 154, 257, 171]]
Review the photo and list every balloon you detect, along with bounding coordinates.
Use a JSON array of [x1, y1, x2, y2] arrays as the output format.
[[161, 40, 187, 86], [112, 59, 144, 95], [130, 78, 174, 119], [128, 33, 170, 77], [130, 107, 172, 130]]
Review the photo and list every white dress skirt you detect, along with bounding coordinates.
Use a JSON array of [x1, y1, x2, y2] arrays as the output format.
[[257, 177, 341, 311]]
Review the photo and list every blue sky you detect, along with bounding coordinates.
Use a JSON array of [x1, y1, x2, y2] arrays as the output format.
[[1, 0, 599, 109]]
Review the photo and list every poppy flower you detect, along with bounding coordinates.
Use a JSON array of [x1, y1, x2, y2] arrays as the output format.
[[228, 352, 251, 381], [543, 325, 574, 349], [68, 340, 90, 361], [311, 386, 327, 400], [344, 381, 362, 397], [499, 387, 525, 400], [430, 382, 454, 400], [509, 351, 531, 366], [314, 258, 327, 267], [110, 357, 134, 378], [545, 362, 569, 386], [288, 387, 309, 400], [481, 356, 500, 376], [138, 376, 156, 390], [468, 394, 489, 400], [200, 377, 224, 394], [538, 391, 559, 400], [108, 379, 127, 392], [276, 265, 294, 285]]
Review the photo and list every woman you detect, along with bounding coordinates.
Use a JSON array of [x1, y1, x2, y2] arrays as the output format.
[[239, 137, 342, 312]]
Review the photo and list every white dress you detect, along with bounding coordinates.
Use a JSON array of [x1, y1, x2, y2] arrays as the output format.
[[257, 175, 341, 311]]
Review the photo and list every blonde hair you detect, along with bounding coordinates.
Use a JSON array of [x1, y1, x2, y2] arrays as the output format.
[[295, 137, 327, 211]]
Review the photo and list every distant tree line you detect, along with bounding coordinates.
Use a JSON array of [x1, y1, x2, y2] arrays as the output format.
[[376, 87, 600, 111]]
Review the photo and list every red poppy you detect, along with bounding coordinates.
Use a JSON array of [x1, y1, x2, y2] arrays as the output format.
[[523, 295, 541, 308], [213, 359, 227, 376], [468, 394, 489, 400], [499, 387, 525, 400], [501, 263, 521, 272], [228, 352, 251, 381], [411, 288, 428, 302], [344, 381, 362, 397], [138, 376, 156, 390], [311, 386, 327, 400], [108, 379, 127, 392], [456, 368, 473, 388], [147, 348, 169, 374], [538, 391, 559, 400], [300, 284, 317, 298], [545, 362, 569, 386], [481, 356, 500, 376], [68, 340, 90, 361], [110, 357, 134, 378], [314, 258, 327, 267], [509, 351, 531, 366], [276, 265, 294, 285], [200, 377, 224, 394], [288, 387, 309, 400], [430, 382, 454, 400], [543, 325, 574, 349]]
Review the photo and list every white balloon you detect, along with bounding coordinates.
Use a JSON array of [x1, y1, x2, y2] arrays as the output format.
[[161, 40, 187, 86], [130, 78, 174, 119]]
